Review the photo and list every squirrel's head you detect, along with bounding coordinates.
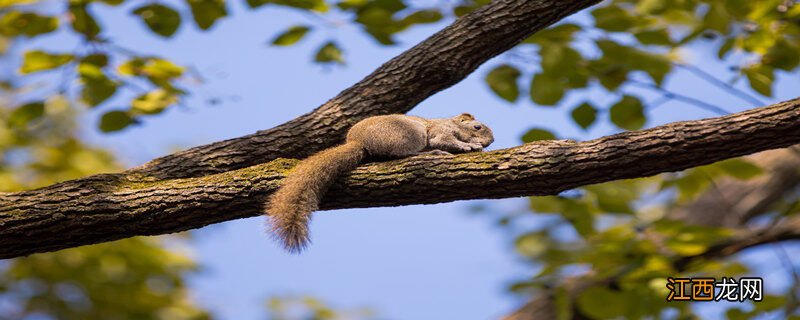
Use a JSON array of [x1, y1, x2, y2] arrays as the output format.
[[453, 113, 494, 148]]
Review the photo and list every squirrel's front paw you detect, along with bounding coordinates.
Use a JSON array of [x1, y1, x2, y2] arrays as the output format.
[[467, 143, 484, 151]]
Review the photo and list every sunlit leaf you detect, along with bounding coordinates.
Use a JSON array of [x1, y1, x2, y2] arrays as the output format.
[[19, 50, 72, 74], [142, 58, 184, 79], [0, 11, 57, 37], [314, 41, 344, 64], [271, 25, 310, 46], [131, 89, 179, 114]]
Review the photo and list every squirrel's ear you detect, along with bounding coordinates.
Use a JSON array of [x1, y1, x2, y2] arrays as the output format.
[[455, 113, 475, 122]]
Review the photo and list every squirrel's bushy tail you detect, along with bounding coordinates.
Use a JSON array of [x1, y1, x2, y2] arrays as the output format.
[[266, 141, 365, 253]]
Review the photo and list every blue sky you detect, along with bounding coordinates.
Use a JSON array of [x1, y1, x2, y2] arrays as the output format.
[[21, 1, 800, 319]]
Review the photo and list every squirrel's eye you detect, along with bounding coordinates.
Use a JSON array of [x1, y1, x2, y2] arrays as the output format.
[[473, 125, 482, 130]]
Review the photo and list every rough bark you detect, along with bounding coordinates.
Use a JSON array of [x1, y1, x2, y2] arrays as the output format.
[[1, 98, 798, 259], [131, 0, 602, 180]]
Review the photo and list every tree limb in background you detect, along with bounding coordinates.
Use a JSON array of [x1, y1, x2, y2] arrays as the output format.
[[132, 0, 602, 180], [1, 98, 798, 258], [502, 146, 800, 320]]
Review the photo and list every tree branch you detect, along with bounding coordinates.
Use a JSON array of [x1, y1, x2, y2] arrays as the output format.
[[1, 98, 798, 259], [130, 0, 602, 180]]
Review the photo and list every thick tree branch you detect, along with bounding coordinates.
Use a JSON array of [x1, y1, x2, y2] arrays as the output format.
[[1, 98, 798, 259], [131, 0, 602, 179]]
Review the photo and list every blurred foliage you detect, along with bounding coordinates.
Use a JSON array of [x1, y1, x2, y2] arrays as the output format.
[[0, 238, 210, 320], [505, 158, 799, 319], [0, 82, 210, 319], [0, 0, 796, 132], [266, 295, 377, 320]]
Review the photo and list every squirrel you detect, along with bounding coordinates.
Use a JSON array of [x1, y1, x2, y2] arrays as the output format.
[[265, 113, 495, 253]]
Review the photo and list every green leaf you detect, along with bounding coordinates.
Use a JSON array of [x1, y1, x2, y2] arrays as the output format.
[[19, 50, 73, 74], [78, 63, 118, 107], [585, 183, 636, 214], [634, 28, 672, 46], [0, 11, 58, 37], [570, 102, 597, 130], [716, 158, 763, 180], [743, 65, 774, 96], [271, 25, 310, 46], [762, 39, 800, 71], [703, 3, 730, 33], [263, 0, 329, 12], [540, 45, 583, 73], [717, 37, 735, 59], [609, 95, 646, 130], [68, 4, 100, 38], [131, 89, 179, 114], [186, 0, 227, 30], [485, 65, 520, 102], [8, 101, 44, 128], [132, 4, 182, 37], [81, 53, 108, 67], [596, 40, 671, 85], [530, 73, 565, 106], [400, 10, 442, 25], [592, 5, 635, 32], [521, 128, 556, 143], [530, 196, 565, 213], [99, 111, 135, 132], [588, 58, 628, 91], [576, 287, 629, 319], [524, 23, 581, 45], [314, 41, 344, 64]]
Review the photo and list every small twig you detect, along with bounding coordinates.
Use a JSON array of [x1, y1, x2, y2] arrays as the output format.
[[676, 63, 765, 107], [627, 79, 730, 115]]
